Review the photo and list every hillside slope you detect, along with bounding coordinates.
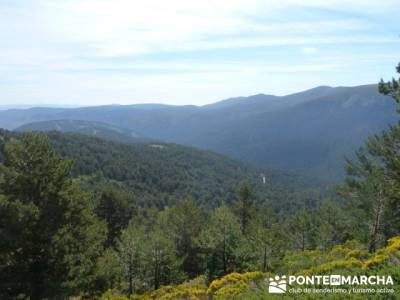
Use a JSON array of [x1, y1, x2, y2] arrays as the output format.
[[0, 130, 318, 210]]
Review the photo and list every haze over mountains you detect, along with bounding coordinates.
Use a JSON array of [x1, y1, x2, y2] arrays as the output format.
[[2, 84, 397, 182]]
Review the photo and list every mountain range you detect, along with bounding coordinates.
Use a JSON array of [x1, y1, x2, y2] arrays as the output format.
[[16, 119, 150, 144], [2, 84, 397, 182]]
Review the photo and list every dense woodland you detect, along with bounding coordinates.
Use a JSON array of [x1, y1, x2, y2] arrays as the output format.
[[1, 128, 322, 211], [0, 64, 399, 299]]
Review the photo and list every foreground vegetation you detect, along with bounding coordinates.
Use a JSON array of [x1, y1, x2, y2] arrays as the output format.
[[0, 63, 399, 299], [99, 235, 400, 299]]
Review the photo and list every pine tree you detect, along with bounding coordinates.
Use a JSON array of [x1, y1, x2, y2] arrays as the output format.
[[340, 156, 391, 252], [95, 185, 135, 247], [286, 209, 315, 251], [243, 206, 284, 272], [340, 62, 400, 252], [234, 181, 254, 234], [117, 223, 146, 295], [144, 229, 184, 290], [313, 200, 352, 250], [0, 133, 106, 299], [379, 62, 400, 103], [158, 198, 205, 277], [197, 205, 242, 280]]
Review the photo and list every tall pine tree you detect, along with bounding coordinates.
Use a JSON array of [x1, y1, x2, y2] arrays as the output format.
[[0, 133, 106, 299], [340, 62, 400, 252]]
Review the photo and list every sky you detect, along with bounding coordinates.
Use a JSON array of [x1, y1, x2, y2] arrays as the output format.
[[0, 0, 399, 106]]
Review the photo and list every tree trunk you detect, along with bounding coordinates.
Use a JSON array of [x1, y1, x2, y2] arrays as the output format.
[[369, 188, 384, 253], [262, 246, 267, 272], [222, 226, 227, 274], [128, 262, 133, 296], [154, 250, 160, 290]]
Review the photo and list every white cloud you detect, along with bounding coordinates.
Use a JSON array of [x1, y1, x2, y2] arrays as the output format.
[[302, 47, 318, 54], [0, 0, 399, 105], [58, 1, 400, 57], [1, 0, 395, 58]]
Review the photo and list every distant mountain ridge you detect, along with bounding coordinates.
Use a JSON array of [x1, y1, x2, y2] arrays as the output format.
[[15, 120, 151, 144], [2, 84, 397, 182]]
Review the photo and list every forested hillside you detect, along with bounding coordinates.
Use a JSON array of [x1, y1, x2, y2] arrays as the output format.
[[0, 130, 320, 210]]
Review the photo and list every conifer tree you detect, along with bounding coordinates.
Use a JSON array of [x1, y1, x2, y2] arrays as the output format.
[[197, 205, 242, 280], [158, 198, 205, 277], [340, 62, 400, 252], [95, 185, 134, 247], [117, 223, 146, 295], [235, 181, 254, 234], [144, 229, 184, 290], [0, 133, 106, 299]]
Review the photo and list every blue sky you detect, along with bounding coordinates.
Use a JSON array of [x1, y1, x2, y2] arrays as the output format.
[[0, 0, 399, 106]]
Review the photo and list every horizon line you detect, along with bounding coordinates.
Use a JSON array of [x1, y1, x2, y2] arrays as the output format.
[[1, 82, 378, 110]]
